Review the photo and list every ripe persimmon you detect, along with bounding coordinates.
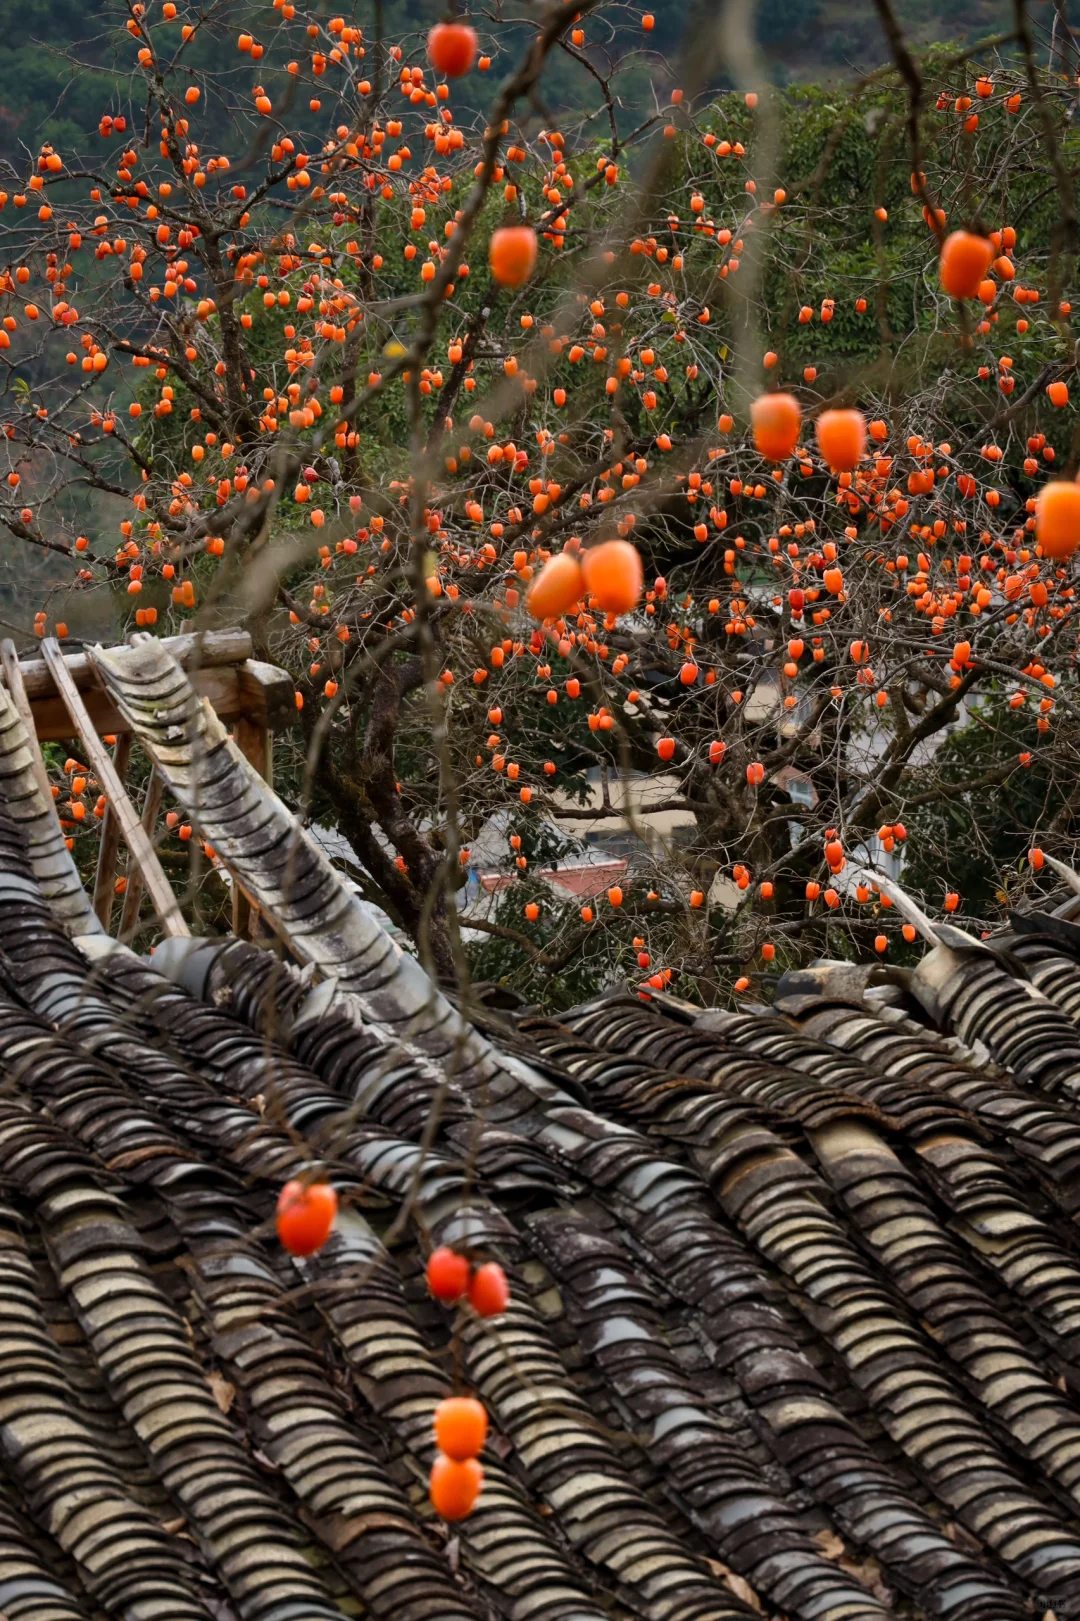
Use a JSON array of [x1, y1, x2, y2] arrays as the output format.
[[751, 392, 800, 461], [939, 230, 994, 299], [489, 225, 538, 288], [427, 21, 478, 77], [1036, 482, 1080, 559], [816, 408, 866, 472], [581, 539, 643, 613], [430, 1454, 483, 1520], [427, 1246, 471, 1303], [276, 1180, 337, 1255], [527, 552, 583, 618], [469, 1261, 510, 1316], [434, 1396, 488, 1461]]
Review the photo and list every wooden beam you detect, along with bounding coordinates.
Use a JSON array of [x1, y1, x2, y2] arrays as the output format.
[[92, 733, 131, 930], [117, 770, 165, 941], [233, 714, 273, 784], [21, 661, 296, 743], [236, 659, 297, 732], [13, 628, 253, 701], [40, 640, 190, 940], [27, 666, 240, 743], [0, 639, 53, 806]]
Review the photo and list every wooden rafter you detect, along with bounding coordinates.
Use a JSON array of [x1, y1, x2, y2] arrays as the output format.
[[41, 639, 191, 940]]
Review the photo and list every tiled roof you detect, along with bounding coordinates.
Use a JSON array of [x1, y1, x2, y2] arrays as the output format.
[[478, 857, 627, 897], [0, 637, 1078, 1620]]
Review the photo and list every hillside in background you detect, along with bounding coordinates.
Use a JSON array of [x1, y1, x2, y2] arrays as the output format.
[[760, 0, 1012, 78], [0, 0, 1028, 161]]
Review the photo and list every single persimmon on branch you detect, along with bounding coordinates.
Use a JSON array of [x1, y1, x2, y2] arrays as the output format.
[[0, 0, 1078, 1013]]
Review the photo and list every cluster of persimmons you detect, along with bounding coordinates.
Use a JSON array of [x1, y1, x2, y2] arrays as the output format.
[[276, 1181, 509, 1523]]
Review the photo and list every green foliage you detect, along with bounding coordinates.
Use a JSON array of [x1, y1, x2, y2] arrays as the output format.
[[0, 0, 1012, 163], [467, 883, 617, 1011], [901, 693, 1055, 917]]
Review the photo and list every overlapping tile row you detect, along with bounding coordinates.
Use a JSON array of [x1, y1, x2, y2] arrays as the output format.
[[165, 941, 1019, 1620], [369, 971, 1013, 1618], [0, 1183, 214, 1621], [88, 637, 560, 1122], [0, 826, 488, 1619], [514, 1024, 1028, 1618], [114, 951, 794, 1621], [145, 927, 1057, 1621], [522, 1206, 892, 1621], [67, 946, 758, 1620], [582, 995, 974, 1144], [784, 988, 1080, 1215], [39, 941, 1080, 1621], [452, 1223, 857, 1621], [546, 1006, 899, 1137], [567, 993, 1080, 1380], [805, 1116, 1080, 1495], [157, 934, 476, 1142], [0, 1481, 93, 1621], [0, 864, 603, 1621], [773, 962, 1080, 1383], [0, 684, 101, 936], [997, 915, 1080, 1025], [768, 992, 1080, 1372], [84, 1081, 603, 1621], [908, 931, 1080, 1101], [0, 1000, 482, 1621], [663, 963, 1080, 1372], [98, 926, 906, 1621], [16, 1175, 171, 1520], [528, 1009, 1080, 1609], [713, 1143, 1080, 1607], [300, 1212, 621, 1621], [0, 1095, 356, 1621], [605, 1200, 1023, 1621], [574, 985, 1080, 1324]]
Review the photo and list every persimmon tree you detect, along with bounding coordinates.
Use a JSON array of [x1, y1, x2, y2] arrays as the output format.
[[1, 0, 1080, 1004]]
